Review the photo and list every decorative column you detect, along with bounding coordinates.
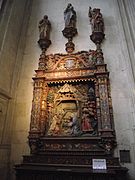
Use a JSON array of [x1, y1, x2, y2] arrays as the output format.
[[40, 82, 49, 136], [88, 7, 115, 149], [29, 15, 51, 154], [88, 7, 105, 66], [97, 75, 112, 132], [95, 64, 115, 138], [29, 78, 44, 154], [97, 73, 117, 154], [95, 80, 101, 132]]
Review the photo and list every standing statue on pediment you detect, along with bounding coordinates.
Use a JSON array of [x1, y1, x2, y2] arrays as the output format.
[[62, 3, 77, 53], [89, 7, 104, 33], [64, 3, 76, 28], [39, 15, 51, 40]]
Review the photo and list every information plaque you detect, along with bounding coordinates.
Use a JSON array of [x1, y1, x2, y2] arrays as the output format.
[[92, 159, 107, 170]]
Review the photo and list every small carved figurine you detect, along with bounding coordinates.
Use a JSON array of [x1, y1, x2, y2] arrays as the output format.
[[88, 7, 104, 33], [38, 15, 51, 40], [64, 3, 76, 28], [69, 112, 82, 136], [88, 87, 95, 101], [82, 113, 93, 132], [48, 114, 61, 135]]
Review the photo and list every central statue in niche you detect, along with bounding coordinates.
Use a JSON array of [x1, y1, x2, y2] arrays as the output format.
[[47, 82, 97, 136]]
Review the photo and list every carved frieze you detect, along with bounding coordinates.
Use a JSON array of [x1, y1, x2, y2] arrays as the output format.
[[43, 69, 96, 81], [44, 142, 100, 151], [45, 81, 97, 137], [46, 51, 97, 71]]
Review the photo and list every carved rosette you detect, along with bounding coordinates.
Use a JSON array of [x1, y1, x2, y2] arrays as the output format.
[[99, 139, 117, 155]]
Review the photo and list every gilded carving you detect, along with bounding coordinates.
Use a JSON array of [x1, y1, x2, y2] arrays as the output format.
[[98, 83, 111, 130], [30, 87, 42, 131], [28, 6, 116, 156], [45, 51, 97, 72], [44, 82, 97, 136]]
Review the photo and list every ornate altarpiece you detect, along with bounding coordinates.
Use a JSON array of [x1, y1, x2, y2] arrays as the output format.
[[15, 5, 128, 180]]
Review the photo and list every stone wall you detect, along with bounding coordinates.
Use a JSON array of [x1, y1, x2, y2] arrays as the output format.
[[0, 0, 32, 179]]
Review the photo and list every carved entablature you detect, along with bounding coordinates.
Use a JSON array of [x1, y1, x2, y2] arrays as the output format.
[[35, 50, 104, 83], [46, 50, 97, 71], [39, 69, 96, 83]]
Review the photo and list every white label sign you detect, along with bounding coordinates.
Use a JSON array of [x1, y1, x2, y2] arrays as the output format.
[[92, 159, 107, 170]]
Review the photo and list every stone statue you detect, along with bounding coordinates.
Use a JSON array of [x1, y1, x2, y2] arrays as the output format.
[[82, 113, 93, 132], [88, 87, 95, 101], [38, 15, 51, 40], [88, 7, 104, 33], [64, 3, 76, 28], [48, 114, 61, 135], [69, 112, 82, 136]]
